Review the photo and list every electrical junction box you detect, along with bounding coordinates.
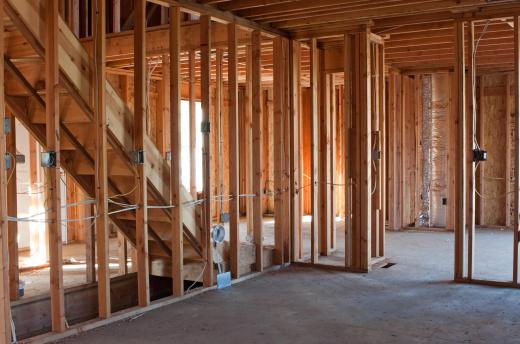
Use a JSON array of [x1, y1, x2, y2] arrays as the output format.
[[472, 149, 487, 162], [41, 151, 57, 168]]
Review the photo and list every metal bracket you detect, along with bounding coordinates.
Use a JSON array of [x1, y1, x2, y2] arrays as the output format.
[[165, 151, 172, 161]]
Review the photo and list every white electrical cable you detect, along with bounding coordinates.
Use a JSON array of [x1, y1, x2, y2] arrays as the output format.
[[186, 261, 207, 293]]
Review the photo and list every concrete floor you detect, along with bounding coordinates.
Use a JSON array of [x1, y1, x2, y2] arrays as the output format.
[[61, 229, 520, 344]]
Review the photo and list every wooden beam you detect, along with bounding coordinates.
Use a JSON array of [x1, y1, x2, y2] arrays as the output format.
[[200, 15, 213, 286], [228, 23, 240, 278], [134, 0, 150, 306], [252, 30, 264, 271], [93, 0, 110, 319], [289, 40, 302, 262], [170, 5, 184, 297], [514, 15, 520, 285], [46, 0, 66, 332], [0, 0, 11, 338], [454, 21, 467, 281], [6, 113, 18, 302], [310, 38, 319, 264]]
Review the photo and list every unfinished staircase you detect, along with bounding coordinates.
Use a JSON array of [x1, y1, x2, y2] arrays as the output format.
[[3, 0, 204, 277]]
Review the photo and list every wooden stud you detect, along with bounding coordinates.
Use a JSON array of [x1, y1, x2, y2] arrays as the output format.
[[289, 40, 302, 262], [189, 49, 197, 199], [468, 21, 476, 280], [330, 74, 337, 252], [349, 29, 372, 271], [6, 113, 18, 302], [454, 21, 467, 281], [45, 0, 66, 332], [228, 23, 240, 278], [246, 44, 255, 237], [252, 30, 264, 271], [319, 52, 331, 256], [344, 33, 353, 268], [310, 38, 319, 264], [514, 15, 520, 285], [274, 36, 285, 264], [0, 0, 11, 338], [200, 15, 214, 286], [93, 0, 111, 319], [170, 5, 183, 297], [377, 43, 386, 257], [134, 0, 150, 306], [112, 0, 121, 33]]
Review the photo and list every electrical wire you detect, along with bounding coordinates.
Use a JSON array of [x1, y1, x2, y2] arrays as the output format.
[[185, 261, 207, 293]]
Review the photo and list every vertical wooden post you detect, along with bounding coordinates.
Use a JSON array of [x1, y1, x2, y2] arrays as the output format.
[[93, 0, 110, 318], [200, 15, 213, 286], [319, 55, 331, 257], [387, 72, 401, 231], [246, 44, 254, 237], [330, 74, 337, 251], [189, 50, 197, 199], [468, 21, 476, 280], [514, 15, 520, 285], [283, 38, 292, 262], [46, 0, 66, 332], [350, 29, 372, 271], [252, 30, 264, 271], [274, 36, 285, 265], [6, 114, 18, 301], [0, 0, 12, 338], [344, 34, 353, 268], [289, 40, 302, 262], [134, 0, 150, 306], [71, 0, 80, 37], [310, 38, 319, 264], [170, 5, 183, 297], [454, 21, 467, 281], [377, 43, 386, 257], [228, 23, 240, 278], [112, 0, 120, 33]]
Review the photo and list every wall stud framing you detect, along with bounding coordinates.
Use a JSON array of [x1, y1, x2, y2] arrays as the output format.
[[514, 15, 520, 285], [134, 0, 150, 306], [252, 29, 264, 271], [228, 23, 240, 278], [0, 0, 11, 338], [170, 5, 183, 297], [310, 38, 319, 264], [93, 0, 111, 319], [201, 15, 214, 286], [46, 0, 66, 332], [454, 20, 467, 281]]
